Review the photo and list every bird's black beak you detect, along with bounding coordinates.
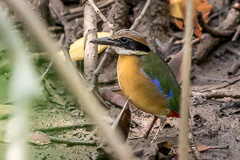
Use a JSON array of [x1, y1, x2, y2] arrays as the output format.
[[90, 37, 116, 46]]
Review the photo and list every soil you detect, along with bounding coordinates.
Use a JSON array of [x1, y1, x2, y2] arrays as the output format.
[[1, 40, 239, 160], [0, 35, 239, 160]]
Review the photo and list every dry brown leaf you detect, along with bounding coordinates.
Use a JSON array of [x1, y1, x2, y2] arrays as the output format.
[[170, 0, 212, 39], [117, 106, 131, 141]]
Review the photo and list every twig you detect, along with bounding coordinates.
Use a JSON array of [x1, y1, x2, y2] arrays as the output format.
[[197, 11, 235, 37], [130, 0, 151, 30], [49, 136, 97, 146], [194, 74, 229, 82], [93, 89, 111, 109], [83, 0, 98, 84], [34, 123, 95, 132], [199, 74, 240, 92], [178, 0, 194, 159], [4, 0, 137, 159], [66, 12, 84, 22], [199, 91, 240, 99], [88, 0, 114, 34], [39, 60, 53, 82], [174, 34, 208, 45], [232, 25, 240, 41], [68, 0, 114, 15], [90, 47, 113, 87], [208, 8, 229, 21]]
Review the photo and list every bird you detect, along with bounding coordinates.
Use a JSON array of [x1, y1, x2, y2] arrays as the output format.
[[91, 29, 181, 142]]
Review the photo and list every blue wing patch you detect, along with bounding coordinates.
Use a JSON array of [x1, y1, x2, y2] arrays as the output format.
[[141, 69, 174, 99], [153, 78, 173, 99], [153, 78, 163, 92], [152, 79, 177, 113]]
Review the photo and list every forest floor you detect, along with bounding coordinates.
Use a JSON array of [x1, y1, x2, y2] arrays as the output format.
[[1, 40, 238, 160]]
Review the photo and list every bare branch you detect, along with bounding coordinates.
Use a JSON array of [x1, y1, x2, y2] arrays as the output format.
[[88, 0, 114, 34], [232, 24, 240, 41], [178, 0, 194, 159], [39, 60, 53, 82], [83, 1, 98, 84], [35, 123, 94, 132], [49, 136, 96, 146], [197, 91, 240, 99], [130, 0, 151, 30]]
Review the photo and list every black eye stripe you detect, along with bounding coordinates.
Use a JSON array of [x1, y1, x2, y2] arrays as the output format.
[[116, 37, 150, 52]]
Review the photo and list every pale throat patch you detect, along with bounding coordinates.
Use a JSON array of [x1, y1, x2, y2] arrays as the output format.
[[112, 47, 149, 55]]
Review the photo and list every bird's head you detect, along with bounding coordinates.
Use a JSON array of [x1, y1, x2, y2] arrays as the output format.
[[90, 29, 150, 55]]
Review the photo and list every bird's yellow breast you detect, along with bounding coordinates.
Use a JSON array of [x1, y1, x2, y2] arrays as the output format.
[[117, 55, 171, 116]]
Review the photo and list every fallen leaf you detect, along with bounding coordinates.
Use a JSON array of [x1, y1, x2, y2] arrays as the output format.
[[112, 100, 131, 141], [100, 91, 135, 109], [170, 0, 212, 39], [59, 32, 110, 61]]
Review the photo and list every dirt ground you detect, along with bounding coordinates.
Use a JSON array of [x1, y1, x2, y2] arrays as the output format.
[[1, 40, 238, 160]]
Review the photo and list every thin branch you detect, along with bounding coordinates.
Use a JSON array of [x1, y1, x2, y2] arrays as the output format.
[[195, 74, 240, 93], [34, 123, 94, 132], [68, 0, 114, 15], [90, 47, 113, 87], [232, 24, 240, 41], [49, 136, 96, 146], [39, 60, 53, 82], [83, 1, 98, 84], [4, 0, 137, 159], [88, 0, 114, 34], [130, 0, 151, 30], [178, 0, 194, 159], [197, 11, 235, 37], [199, 91, 240, 99]]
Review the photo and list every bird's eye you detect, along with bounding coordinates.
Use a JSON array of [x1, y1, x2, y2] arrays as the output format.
[[120, 37, 128, 43]]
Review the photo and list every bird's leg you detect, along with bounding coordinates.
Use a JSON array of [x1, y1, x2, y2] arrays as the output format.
[[143, 116, 158, 139], [150, 116, 167, 144]]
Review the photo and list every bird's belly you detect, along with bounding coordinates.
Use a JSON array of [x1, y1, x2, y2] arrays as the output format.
[[117, 55, 170, 116]]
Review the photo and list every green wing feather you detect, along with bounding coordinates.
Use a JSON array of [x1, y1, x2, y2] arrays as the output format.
[[140, 52, 180, 113]]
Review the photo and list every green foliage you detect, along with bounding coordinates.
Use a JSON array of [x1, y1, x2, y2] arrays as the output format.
[[0, 46, 13, 104]]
